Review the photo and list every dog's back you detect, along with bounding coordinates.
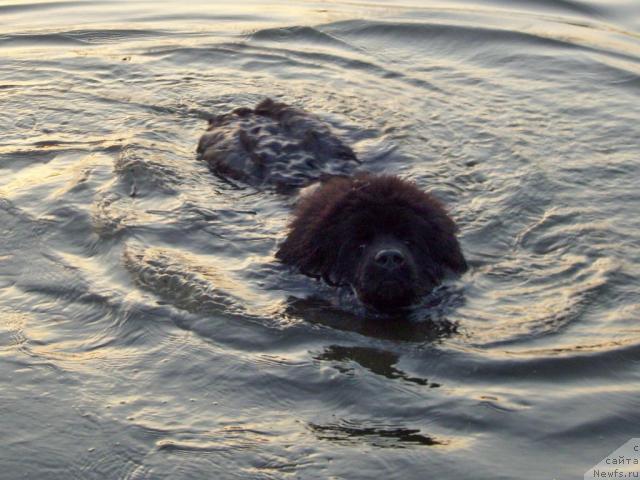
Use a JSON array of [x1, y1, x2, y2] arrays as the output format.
[[197, 98, 360, 191]]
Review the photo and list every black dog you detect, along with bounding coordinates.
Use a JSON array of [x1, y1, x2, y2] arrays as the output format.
[[198, 99, 467, 312]]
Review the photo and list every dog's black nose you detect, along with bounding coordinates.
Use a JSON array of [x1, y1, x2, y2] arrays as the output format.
[[374, 249, 405, 269]]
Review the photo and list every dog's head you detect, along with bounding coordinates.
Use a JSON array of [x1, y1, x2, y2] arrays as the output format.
[[276, 175, 467, 312]]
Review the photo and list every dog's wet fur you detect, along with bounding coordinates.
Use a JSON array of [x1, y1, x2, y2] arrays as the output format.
[[198, 99, 467, 313], [276, 174, 467, 312], [197, 98, 360, 191]]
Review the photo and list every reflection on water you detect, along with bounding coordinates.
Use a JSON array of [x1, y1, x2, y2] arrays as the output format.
[[315, 345, 441, 387], [1, 0, 640, 479], [309, 420, 445, 448], [284, 295, 460, 342]]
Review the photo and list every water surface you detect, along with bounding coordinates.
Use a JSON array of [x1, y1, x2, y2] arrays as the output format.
[[1, 1, 640, 478]]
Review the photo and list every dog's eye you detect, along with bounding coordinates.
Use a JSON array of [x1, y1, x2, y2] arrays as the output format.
[[357, 243, 367, 252], [403, 240, 413, 246]]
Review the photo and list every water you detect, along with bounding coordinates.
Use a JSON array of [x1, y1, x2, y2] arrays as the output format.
[[1, 1, 639, 478]]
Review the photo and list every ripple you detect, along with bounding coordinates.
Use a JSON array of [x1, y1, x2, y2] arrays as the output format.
[[249, 25, 359, 51], [323, 18, 640, 63], [0, 1, 103, 15], [0, 29, 173, 48], [123, 243, 243, 315]]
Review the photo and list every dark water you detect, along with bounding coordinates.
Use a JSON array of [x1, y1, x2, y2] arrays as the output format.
[[1, 1, 640, 479]]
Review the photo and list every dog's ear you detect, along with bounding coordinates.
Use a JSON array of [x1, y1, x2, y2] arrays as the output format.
[[276, 219, 350, 285], [408, 192, 468, 275], [276, 177, 352, 282], [431, 225, 468, 274], [421, 211, 468, 275], [276, 217, 338, 281]]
